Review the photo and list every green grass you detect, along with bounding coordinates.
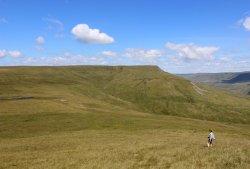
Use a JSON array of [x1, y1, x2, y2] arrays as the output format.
[[1, 110, 249, 139], [1, 66, 250, 123], [0, 66, 250, 168], [0, 109, 250, 169]]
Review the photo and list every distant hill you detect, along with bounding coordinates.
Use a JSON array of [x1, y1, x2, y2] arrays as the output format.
[[0, 66, 250, 124], [178, 72, 250, 96], [223, 72, 250, 83]]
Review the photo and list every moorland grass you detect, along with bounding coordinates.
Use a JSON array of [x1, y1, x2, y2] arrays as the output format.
[[0, 66, 250, 168], [1, 122, 249, 169]]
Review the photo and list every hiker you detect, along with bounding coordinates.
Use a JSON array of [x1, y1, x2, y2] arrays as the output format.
[[207, 129, 215, 147]]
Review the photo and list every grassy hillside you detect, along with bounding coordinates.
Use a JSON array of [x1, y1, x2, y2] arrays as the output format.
[[179, 72, 250, 96], [0, 66, 250, 169], [1, 113, 250, 169], [1, 66, 250, 123]]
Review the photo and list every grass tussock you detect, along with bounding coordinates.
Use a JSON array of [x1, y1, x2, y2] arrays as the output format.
[[0, 129, 249, 169]]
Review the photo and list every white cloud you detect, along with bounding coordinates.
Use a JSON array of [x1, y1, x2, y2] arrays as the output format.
[[43, 17, 64, 38], [166, 42, 219, 61], [219, 56, 231, 62], [8, 51, 22, 58], [71, 24, 114, 44], [34, 36, 46, 51], [0, 50, 22, 58], [101, 51, 117, 57], [0, 17, 7, 24], [36, 36, 45, 44], [33, 45, 44, 51], [243, 17, 250, 31], [18, 52, 107, 66], [0, 50, 6, 58], [124, 48, 162, 63]]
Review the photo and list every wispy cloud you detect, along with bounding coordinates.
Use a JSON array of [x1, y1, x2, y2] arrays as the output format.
[[71, 24, 114, 44], [166, 42, 219, 61], [100, 51, 117, 57], [2, 42, 249, 74], [0, 17, 7, 24], [0, 49, 22, 58], [36, 36, 45, 44], [33, 36, 46, 51], [243, 17, 250, 31], [124, 48, 162, 64], [43, 17, 64, 38], [14, 51, 107, 66], [238, 16, 250, 31]]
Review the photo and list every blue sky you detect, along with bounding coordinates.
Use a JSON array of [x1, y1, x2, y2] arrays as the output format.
[[0, 0, 250, 73]]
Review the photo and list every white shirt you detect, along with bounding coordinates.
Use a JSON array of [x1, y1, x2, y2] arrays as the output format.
[[208, 132, 215, 140]]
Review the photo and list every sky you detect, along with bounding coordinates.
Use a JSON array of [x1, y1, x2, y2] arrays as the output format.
[[0, 0, 250, 73]]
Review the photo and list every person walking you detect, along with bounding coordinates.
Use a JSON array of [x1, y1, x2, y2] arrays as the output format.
[[207, 129, 215, 147]]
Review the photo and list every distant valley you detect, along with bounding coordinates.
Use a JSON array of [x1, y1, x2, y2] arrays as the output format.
[[178, 72, 250, 96]]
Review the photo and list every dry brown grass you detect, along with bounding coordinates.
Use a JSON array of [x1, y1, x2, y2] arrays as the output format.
[[1, 128, 249, 169]]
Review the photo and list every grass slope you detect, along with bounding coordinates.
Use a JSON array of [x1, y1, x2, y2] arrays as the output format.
[[0, 66, 250, 168], [1, 66, 250, 123]]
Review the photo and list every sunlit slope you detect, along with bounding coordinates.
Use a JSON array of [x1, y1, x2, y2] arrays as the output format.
[[0, 66, 249, 123]]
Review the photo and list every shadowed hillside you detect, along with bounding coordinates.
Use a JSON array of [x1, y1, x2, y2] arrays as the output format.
[[223, 73, 250, 83], [179, 72, 250, 96]]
